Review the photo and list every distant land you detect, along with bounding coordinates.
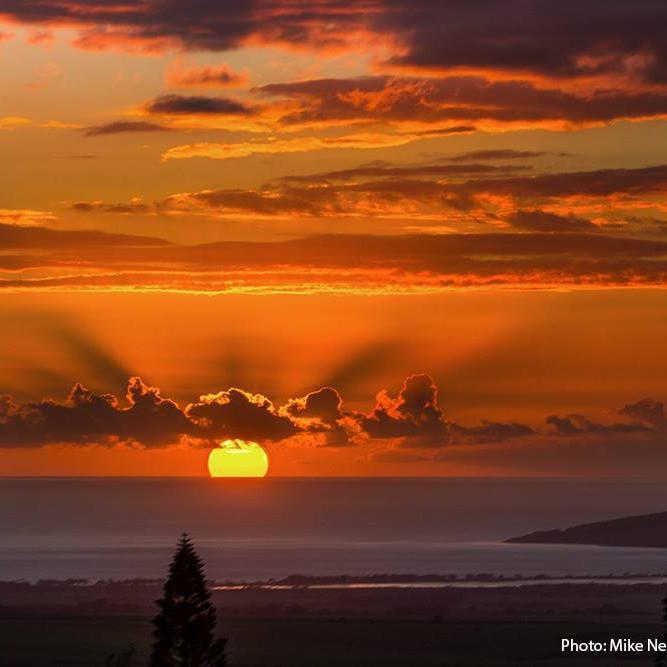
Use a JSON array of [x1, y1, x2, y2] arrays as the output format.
[[506, 510, 667, 548]]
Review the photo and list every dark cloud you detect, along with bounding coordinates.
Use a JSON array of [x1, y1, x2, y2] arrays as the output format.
[[379, 0, 667, 84], [447, 150, 560, 162], [280, 162, 531, 184], [0, 379, 298, 447], [282, 387, 355, 447], [619, 398, 667, 428], [1, 375, 665, 468], [83, 121, 171, 136], [0, 222, 168, 249], [361, 374, 533, 447], [186, 388, 297, 441], [446, 421, 535, 445], [70, 200, 151, 214], [158, 163, 667, 223], [0, 374, 535, 449], [4, 224, 667, 289], [9, 157, 667, 288], [168, 65, 245, 88], [362, 374, 445, 439], [145, 94, 252, 115], [165, 188, 328, 216], [283, 387, 343, 426], [258, 75, 667, 126], [622, 216, 667, 235], [546, 414, 648, 435], [4, 1, 667, 85], [0, 378, 193, 447], [506, 210, 598, 233], [0, 1, 261, 52], [462, 165, 667, 200]]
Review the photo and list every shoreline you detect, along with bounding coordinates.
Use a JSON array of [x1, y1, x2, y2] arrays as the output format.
[[5, 572, 667, 589]]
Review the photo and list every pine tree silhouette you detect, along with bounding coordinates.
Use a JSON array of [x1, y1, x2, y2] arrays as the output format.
[[150, 533, 227, 667]]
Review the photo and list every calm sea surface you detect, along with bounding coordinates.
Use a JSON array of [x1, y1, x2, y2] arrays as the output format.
[[1, 477, 667, 581]]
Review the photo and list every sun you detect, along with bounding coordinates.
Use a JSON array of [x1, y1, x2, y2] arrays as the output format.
[[207, 439, 269, 478]]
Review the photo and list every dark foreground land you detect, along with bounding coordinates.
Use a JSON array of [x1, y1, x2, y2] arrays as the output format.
[[1, 580, 666, 666]]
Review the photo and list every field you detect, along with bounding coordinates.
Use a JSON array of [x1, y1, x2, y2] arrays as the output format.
[[1, 613, 662, 666]]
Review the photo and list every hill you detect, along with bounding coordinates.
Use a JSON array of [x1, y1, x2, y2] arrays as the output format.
[[506, 511, 667, 548]]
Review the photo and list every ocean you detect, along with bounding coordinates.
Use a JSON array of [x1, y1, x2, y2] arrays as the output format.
[[1, 477, 667, 581]]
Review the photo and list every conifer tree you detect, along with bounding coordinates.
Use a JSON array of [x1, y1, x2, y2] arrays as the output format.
[[150, 534, 227, 666]]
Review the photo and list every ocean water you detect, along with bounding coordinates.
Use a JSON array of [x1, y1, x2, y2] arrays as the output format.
[[1, 477, 667, 581]]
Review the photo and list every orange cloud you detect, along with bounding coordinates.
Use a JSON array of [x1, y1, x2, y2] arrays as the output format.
[[0, 208, 56, 226], [0, 116, 31, 129], [161, 127, 474, 161], [3, 219, 667, 293], [166, 63, 247, 89]]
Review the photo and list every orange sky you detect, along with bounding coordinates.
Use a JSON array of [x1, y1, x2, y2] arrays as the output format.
[[1, 1, 667, 476]]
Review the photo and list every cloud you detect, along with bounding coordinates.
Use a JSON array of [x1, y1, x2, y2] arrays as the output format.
[[6, 1, 667, 147], [506, 210, 599, 233], [3, 222, 667, 292], [281, 386, 355, 447], [11, 157, 667, 291], [362, 374, 445, 439], [145, 94, 253, 116], [0, 374, 533, 449], [545, 414, 648, 435], [0, 209, 56, 226], [83, 121, 172, 136], [378, 1, 667, 84], [0, 379, 298, 447], [166, 64, 246, 89], [281, 161, 531, 184], [360, 374, 534, 447], [0, 116, 31, 130], [70, 198, 151, 214], [447, 421, 536, 446], [5, 1, 667, 88], [257, 75, 667, 130], [447, 150, 561, 162], [2, 375, 666, 476], [186, 388, 297, 441], [0, 378, 194, 447], [161, 127, 473, 161], [0, 222, 168, 249], [283, 387, 344, 426], [619, 398, 667, 428], [0, 1, 373, 54], [147, 162, 667, 232], [462, 164, 667, 200]]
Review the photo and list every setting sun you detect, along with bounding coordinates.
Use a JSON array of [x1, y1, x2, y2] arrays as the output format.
[[207, 440, 269, 478]]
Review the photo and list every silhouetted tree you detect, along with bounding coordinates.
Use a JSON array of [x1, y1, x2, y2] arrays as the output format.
[[150, 534, 227, 666]]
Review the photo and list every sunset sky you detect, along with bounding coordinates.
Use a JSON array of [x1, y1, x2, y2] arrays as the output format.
[[1, 0, 667, 476]]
